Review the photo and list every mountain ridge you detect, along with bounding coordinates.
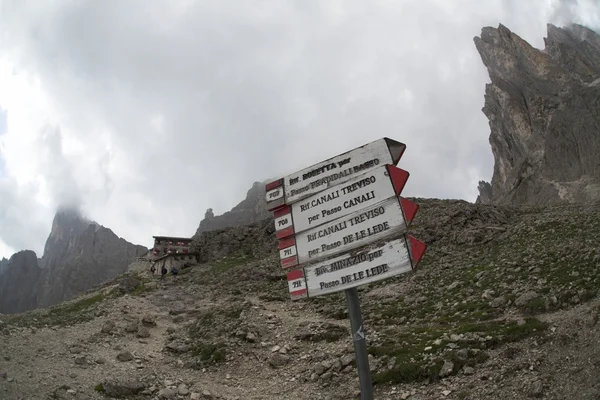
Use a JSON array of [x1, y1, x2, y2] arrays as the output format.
[[195, 180, 272, 234], [0, 209, 147, 314], [474, 23, 600, 205]]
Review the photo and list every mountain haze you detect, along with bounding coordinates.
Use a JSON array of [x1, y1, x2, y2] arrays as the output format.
[[0, 209, 147, 314]]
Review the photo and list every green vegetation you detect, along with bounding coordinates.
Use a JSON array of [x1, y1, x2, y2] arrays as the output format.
[[186, 302, 249, 367], [5, 291, 116, 328], [94, 384, 105, 393], [210, 251, 258, 275], [190, 341, 227, 365], [127, 277, 158, 297], [369, 317, 546, 384], [309, 206, 600, 384]]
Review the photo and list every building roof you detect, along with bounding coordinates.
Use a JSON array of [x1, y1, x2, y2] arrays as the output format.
[[153, 236, 193, 241]]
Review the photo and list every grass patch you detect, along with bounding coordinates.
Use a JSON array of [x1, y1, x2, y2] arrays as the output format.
[[190, 341, 227, 365], [210, 252, 257, 275], [5, 291, 115, 328], [186, 302, 249, 366], [129, 282, 156, 296], [454, 318, 547, 344], [369, 317, 547, 385]]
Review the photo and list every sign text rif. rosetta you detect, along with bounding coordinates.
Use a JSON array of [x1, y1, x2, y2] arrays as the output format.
[[265, 137, 406, 211]]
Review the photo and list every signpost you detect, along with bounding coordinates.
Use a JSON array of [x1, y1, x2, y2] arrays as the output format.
[[265, 137, 427, 400]]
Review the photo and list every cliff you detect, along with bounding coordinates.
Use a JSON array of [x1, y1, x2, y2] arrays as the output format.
[[0, 209, 148, 313], [195, 181, 271, 234], [0, 251, 41, 314], [0, 257, 8, 276], [474, 23, 600, 205], [35, 210, 148, 308]]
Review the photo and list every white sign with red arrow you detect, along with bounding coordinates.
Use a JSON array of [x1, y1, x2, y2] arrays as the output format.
[[278, 194, 418, 269], [287, 235, 427, 300], [265, 137, 406, 211], [273, 164, 410, 239]]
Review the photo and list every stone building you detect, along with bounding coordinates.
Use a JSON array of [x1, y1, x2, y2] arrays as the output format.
[[152, 236, 194, 257], [128, 235, 199, 275]]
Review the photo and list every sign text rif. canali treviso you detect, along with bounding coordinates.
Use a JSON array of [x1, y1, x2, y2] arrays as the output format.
[[274, 164, 409, 237], [280, 196, 409, 268]]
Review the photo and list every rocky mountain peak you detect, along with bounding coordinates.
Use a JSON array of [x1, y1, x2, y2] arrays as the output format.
[[41, 207, 93, 270], [0, 256, 9, 276], [475, 23, 600, 205], [195, 180, 272, 234], [0, 208, 147, 313]]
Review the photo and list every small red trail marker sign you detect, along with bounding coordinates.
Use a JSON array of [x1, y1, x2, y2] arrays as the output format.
[[265, 137, 406, 211], [265, 137, 426, 400]]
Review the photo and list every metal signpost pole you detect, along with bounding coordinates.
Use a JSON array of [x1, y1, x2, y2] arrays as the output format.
[[345, 287, 374, 400]]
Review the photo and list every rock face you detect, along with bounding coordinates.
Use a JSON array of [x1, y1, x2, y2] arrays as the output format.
[[0, 251, 41, 314], [191, 218, 277, 263], [35, 210, 148, 308], [475, 23, 600, 205], [0, 209, 147, 314], [0, 257, 8, 276], [196, 181, 271, 234]]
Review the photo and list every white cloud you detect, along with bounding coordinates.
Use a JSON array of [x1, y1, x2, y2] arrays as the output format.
[[0, 0, 598, 259], [0, 238, 13, 260]]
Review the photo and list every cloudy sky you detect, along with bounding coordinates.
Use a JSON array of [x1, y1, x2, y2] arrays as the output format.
[[0, 0, 598, 258]]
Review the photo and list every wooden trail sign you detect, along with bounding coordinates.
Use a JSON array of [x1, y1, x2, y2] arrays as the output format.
[[278, 195, 418, 269], [286, 235, 427, 300], [273, 164, 410, 240], [265, 137, 406, 211]]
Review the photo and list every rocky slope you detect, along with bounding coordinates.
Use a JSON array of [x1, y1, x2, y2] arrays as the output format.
[[475, 23, 600, 205], [0, 209, 148, 314], [195, 181, 271, 234], [1, 199, 600, 400]]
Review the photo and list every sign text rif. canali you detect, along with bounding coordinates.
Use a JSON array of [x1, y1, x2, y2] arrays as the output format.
[[265, 137, 406, 211], [273, 164, 410, 240], [287, 235, 427, 300]]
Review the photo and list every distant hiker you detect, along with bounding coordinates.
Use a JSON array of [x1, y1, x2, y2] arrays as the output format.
[[161, 265, 167, 280], [150, 264, 156, 275]]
